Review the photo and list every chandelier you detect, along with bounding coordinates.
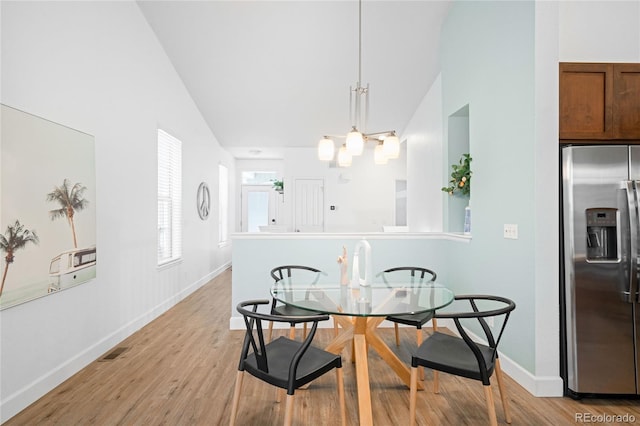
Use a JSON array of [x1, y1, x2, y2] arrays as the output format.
[[317, 0, 400, 167]]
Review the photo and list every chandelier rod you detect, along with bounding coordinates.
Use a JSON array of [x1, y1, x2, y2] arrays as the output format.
[[358, 0, 362, 86]]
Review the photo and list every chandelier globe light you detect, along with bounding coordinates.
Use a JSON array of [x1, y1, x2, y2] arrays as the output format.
[[337, 145, 353, 167], [374, 142, 388, 165], [318, 136, 336, 161], [382, 132, 400, 159], [346, 127, 364, 155], [317, 0, 398, 167]]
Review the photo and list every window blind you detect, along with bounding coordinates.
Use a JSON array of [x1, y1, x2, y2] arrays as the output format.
[[158, 129, 182, 265]]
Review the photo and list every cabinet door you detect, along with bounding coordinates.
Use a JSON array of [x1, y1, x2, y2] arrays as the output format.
[[559, 63, 614, 140], [613, 63, 640, 139]]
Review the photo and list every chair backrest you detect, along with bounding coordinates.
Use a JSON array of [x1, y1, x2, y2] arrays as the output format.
[[271, 266, 323, 303], [379, 266, 437, 284], [236, 299, 329, 384], [270, 265, 322, 282], [435, 295, 516, 383]]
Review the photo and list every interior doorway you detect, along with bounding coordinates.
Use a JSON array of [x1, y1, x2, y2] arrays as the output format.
[[293, 178, 324, 232], [241, 185, 282, 232]]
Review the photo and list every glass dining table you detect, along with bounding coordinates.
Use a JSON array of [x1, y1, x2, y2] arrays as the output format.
[[271, 277, 454, 426]]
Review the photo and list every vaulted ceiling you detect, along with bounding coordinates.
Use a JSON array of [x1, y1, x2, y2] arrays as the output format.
[[137, 1, 451, 159]]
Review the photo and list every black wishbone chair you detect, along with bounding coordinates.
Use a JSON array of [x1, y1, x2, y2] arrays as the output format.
[[269, 265, 335, 341], [409, 295, 516, 426], [379, 266, 438, 381], [230, 300, 346, 426], [380, 267, 439, 346]]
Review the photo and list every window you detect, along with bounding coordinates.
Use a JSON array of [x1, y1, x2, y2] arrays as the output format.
[[157, 129, 182, 265], [241, 171, 277, 185], [219, 164, 229, 244]]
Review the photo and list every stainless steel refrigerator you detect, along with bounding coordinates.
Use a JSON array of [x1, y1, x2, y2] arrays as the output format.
[[562, 145, 640, 396]]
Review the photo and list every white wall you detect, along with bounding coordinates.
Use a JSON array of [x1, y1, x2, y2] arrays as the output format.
[[403, 74, 444, 232], [282, 147, 407, 233], [0, 2, 234, 421], [233, 148, 407, 233], [533, 0, 562, 396], [559, 1, 640, 62]]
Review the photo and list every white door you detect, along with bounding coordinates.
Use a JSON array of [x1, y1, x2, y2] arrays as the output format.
[[241, 185, 282, 232], [293, 178, 324, 232]]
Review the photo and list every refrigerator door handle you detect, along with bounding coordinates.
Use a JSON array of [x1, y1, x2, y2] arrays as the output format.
[[625, 180, 639, 303]]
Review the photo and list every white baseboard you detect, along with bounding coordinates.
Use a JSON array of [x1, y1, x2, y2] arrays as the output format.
[[1, 263, 231, 424]]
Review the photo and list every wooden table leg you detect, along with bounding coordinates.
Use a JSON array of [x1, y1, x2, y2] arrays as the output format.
[[325, 315, 423, 426], [325, 315, 355, 355], [365, 319, 425, 391], [353, 317, 374, 426]]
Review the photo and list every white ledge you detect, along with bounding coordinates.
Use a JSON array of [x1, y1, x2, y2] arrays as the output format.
[[231, 232, 471, 242]]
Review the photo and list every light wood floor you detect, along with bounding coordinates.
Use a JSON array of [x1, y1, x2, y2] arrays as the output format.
[[6, 268, 640, 425]]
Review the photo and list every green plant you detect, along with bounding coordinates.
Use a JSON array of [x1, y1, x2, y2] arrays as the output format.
[[272, 179, 284, 192], [442, 153, 472, 196]]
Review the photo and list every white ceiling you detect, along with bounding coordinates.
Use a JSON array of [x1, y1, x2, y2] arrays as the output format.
[[137, 1, 451, 159]]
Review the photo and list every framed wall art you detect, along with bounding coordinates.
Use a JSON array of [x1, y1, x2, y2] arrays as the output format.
[[0, 104, 96, 309]]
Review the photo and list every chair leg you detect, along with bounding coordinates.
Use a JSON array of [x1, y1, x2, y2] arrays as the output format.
[[430, 320, 439, 390], [394, 323, 400, 346], [336, 368, 346, 426], [409, 366, 419, 426], [268, 321, 274, 342], [303, 322, 308, 339], [289, 325, 296, 340], [483, 384, 498, 426], [284, 394, 295, 426], [495, 358, 512, 423], [433, 369, 440, 394], [416, 329, 425, 381], [229, 370, 244, 426]]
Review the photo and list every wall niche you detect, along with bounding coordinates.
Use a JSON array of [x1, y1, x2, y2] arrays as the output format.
[[444, 104, 470, 233]]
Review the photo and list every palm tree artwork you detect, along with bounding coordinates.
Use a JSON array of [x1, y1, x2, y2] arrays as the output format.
[[46, 179, 88, 248], [0, 220, 39, 298]]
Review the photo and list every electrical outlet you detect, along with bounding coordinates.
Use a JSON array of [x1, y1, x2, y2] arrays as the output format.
[[487, 317, 495, 327], [503, 224, 518, 239]]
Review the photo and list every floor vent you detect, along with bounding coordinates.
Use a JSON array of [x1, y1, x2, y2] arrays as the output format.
[[100, 347, 128, 361]]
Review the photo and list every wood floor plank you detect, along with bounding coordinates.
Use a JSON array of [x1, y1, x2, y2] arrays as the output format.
[[6, 267, 640, 425]]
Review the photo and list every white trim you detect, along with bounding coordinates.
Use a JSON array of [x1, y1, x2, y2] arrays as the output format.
[[231, 232, 472, 242], [0, 263, 231, 423]]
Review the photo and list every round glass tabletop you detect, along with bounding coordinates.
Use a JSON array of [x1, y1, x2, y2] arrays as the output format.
[[271, 280, 454, 317]]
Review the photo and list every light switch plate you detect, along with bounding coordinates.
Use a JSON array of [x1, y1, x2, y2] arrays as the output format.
[[504, 224, 518, 239]]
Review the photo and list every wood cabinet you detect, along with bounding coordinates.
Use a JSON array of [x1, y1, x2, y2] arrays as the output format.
[[560, 62, 640, 141]]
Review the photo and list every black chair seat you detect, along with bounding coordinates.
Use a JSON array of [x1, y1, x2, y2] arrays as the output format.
[[378, 266, 438, 350], [386, 309, 434, 328], [272, 301, 325, 318], [412, 331, 495, 382], [244, 336, 341, 390]]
